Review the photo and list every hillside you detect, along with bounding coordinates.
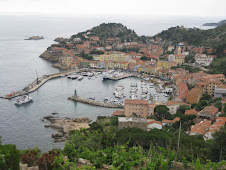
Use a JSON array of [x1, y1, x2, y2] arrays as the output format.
[[203, 19, 226, 27], [154, 23, 226, 47], [71, 23, 141, 42]]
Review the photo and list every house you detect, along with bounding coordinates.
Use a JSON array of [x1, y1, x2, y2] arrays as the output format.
[[214, 85, 226, 99], [112, 110, 124, 116], [194, 53, 216, 66], [165, 101, 188, 115], [147, 120, 162, 131], [118, 117, 147, 131], [204, 119, 226, 140], [190, 120, 211, 136], [198, 106, 219, 122], [162, 117, 180, 126], [186, 87, 203, 104], [185, 109, 199, 116]]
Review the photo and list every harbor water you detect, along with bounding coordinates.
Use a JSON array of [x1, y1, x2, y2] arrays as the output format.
[[0, 14, 217, 151]]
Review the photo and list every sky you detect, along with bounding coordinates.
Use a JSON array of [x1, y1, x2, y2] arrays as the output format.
[[0, 0, 226, 17]]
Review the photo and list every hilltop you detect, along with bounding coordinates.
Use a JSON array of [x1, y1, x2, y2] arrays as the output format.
[[71, 23, 141, 42], [154, 23, 226, 47], [203, 19, 226, 27]]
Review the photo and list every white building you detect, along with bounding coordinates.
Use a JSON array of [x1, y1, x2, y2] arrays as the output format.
[[194, 53, 216, 66], [147, 121, 162, 130], [214, 85, 226, 99], [168, 54, 175, 62]]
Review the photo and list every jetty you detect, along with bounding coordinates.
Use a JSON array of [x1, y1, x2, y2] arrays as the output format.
[[68, 96, 124, 108], [1, 70, 80, 99]]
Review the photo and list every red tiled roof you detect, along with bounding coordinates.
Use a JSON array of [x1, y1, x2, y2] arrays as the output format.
[[185, 109, 199, 116], [200, 106, 218, 115], [112, 110, 124, 116], [147, 121, 162, 125], [125, 99, 149, 105]]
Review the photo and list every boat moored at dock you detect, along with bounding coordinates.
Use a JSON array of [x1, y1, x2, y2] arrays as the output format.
[[14, 95, 33, 105]]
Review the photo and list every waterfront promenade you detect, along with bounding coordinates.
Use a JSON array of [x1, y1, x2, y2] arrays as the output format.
[[68, 96, 124, 108]]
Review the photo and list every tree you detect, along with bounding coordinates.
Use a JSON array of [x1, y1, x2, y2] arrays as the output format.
[[177, 105, 190, 114], [207, 126, 226, 161], [154, 105, 172, 120]]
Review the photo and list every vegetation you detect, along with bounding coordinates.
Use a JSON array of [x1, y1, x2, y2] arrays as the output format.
[[79, 52, 93, 60], [90, 50, 104, 55], [0, 144, 20, 170], [72, 23, 140, 42], [140, 56, 152, 61], [120, 47, 140, 53]]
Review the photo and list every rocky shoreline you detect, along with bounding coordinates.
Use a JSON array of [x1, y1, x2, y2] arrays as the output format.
[[42, 114, 91, 142]]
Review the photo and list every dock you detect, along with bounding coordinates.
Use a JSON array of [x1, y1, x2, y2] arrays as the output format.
[[1, 69, 86, 99], [68, 96, 124, 108]]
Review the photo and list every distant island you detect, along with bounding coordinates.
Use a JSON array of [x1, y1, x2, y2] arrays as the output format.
[[203, 19, 226, 27], [25, 36, 44, 40]]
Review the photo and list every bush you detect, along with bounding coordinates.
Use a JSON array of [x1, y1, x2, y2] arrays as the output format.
[[20, 148, 41, 167], [0, 144, 20, 170]]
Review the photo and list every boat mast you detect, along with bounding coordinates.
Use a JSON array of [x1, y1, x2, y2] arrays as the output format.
[[36, 69, 39, 84]]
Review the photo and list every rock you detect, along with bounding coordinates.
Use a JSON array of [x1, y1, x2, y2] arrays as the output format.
[[52, 133, 63, 138], [52, 112, 58, 115], [44, 124, 50, 128], [78, 158, 91, 165]]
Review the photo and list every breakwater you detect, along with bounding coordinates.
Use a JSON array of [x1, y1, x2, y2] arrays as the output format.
[[68, 96, 124, 108], [1, 68, 105, 99]]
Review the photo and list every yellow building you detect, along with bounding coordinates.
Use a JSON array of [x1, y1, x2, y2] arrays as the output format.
[[157, 60, 172, 68], [99, 53, 131, 62]]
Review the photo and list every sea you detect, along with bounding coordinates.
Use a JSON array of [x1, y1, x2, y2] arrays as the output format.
[[0, 13, 222, 151]]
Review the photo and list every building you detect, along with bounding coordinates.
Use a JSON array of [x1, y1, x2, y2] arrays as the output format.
[[190, 120, 211, 136], [194, 53, 216, 66], [165, 101, 188, 115], [186, 87, 203, 104], [204, 119, 226, 140], [123, 99, 157, 118], [162, 117, 180, 126], [99, 52, 132, 62], [147, 120, 162, 131], [214, 85, 226, 99], [118, 117, 147, 131], [185, 109, 199, 116], [198, 106, 219, 122]]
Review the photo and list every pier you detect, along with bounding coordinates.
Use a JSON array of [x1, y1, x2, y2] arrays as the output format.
[[0, 69, 101, 99], [68, 96, 124, 108], [107, 73, 134, 80]]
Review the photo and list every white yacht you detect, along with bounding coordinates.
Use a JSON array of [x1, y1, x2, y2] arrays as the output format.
[[14, 95, 33, 105], [77, 76, 83, 81]]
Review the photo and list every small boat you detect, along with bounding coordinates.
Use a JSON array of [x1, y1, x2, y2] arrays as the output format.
[[131, 83, 137, 87], [163, 94, 169, 97], [89, 96, 95, 100], [14, 95, 33, 105], [70, 75, 79, 80], [88, 77, 91, 80], [104, 98, 109, 102], [116, 85, 124, 91], [113, 99, 118, 104], [77, 76, 83, 81]]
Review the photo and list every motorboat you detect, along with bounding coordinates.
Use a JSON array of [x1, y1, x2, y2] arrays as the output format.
[[89, 96, 95, 100], [131, 83, 137, 87], [77, 76, 83, 81], [163, 94, 169, 97], [116, 85, 124, 91], [14, 95, 33, 105], [104, 98, 109, 102]]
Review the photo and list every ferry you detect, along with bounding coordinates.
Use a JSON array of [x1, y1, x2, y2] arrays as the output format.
[[14, 95, 33, 105]]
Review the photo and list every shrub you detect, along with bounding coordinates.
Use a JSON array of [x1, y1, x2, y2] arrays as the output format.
[[0, 144, 20, 170], [20, 148, 41, 167]]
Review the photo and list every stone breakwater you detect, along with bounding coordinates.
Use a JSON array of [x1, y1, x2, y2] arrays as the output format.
[[68, 96, 124, 108], [0, 68, 105, 99]]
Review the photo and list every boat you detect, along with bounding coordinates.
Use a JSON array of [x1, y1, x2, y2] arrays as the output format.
[[142, 87, 148, 94], [14, 95, 33, 105], [113, 99, 118, 104], [88, 77, 91, 80], [104, 98, 109, 102], [77, 76, 83, 81], [88, 96, 95, 100], [163, 94, 169, 97], [116, 85, 124, 91], [131, 83, 137, 87], [70, 75, 79, 80]]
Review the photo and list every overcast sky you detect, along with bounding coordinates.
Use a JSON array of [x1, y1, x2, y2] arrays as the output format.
[[0, 0, 226, 17]]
